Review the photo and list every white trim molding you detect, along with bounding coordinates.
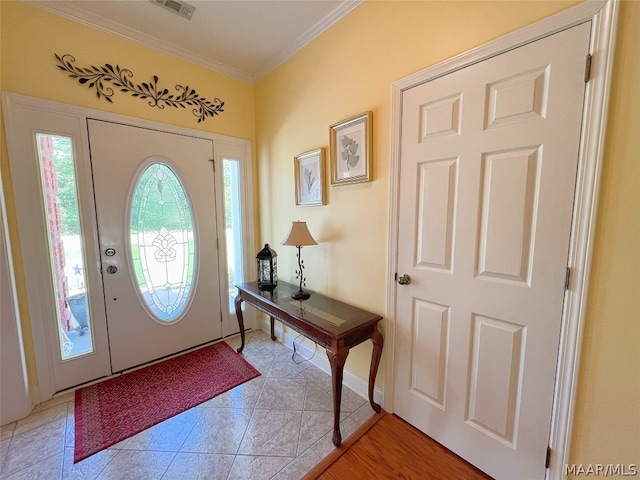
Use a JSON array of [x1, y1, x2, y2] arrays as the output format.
[[1, 163, 33, 424], [385, 2, 618, 479], [27, 0, 363, 83], [254, 0, 363, 81], [28, 0, 253, 83]]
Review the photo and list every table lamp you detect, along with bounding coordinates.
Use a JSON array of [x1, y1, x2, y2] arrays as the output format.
[[281, 221, 317, 300]]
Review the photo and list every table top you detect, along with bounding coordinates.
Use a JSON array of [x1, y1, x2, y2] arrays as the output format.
[[235, 281, 382, 339]]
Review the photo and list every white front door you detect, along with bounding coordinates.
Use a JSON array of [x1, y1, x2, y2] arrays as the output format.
[[88, 120, 224, 372], [393, 23, 591, 479]]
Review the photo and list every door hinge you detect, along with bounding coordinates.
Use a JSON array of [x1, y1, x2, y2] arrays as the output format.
[[546, 446, 552, 469], [209, 158, 215, 172], [584, 53, 593, 82], [564, 267, 571, 291]]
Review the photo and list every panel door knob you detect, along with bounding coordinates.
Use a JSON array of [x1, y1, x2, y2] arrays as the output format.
[[106, 265, 118, 274], [397, 274, 411, 285]]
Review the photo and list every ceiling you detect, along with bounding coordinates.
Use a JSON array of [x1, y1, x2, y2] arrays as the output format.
[[28, 0, 363, 83]]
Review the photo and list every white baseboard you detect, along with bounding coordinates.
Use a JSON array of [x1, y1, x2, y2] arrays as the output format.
[[260, 319, 384, 407]]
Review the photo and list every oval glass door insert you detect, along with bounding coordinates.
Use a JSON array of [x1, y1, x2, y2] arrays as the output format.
[[129, 161, 196, 323]]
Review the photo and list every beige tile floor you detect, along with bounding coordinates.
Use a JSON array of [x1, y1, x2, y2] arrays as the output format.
[[0, 330, 376, 479]]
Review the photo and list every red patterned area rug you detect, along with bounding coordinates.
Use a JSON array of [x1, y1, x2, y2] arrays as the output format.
[[74, 341, 259, 463]]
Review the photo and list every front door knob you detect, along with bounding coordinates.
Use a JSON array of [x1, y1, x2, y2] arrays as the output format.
[[106, 265, 118, 274]]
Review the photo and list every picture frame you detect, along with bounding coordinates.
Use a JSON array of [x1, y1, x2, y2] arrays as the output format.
[[294, 148, 325, 206], [329, 111, 373, 185]]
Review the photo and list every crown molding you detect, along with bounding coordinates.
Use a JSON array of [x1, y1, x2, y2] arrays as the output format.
[[25, 0, 362, 84], [253, 0, 364, 81], [27, 0, 254, 83]]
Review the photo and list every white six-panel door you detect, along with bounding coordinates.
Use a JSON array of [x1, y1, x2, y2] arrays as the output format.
[[393, 23, 591, 479]]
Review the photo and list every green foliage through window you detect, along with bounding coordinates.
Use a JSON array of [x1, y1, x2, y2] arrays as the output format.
[[51, 137, 80, 235]]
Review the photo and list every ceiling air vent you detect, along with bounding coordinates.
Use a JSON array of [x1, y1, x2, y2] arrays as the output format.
[[150, 0, 196, 20]]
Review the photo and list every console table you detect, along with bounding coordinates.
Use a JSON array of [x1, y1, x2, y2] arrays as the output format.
[[234, 281, 383, 446]]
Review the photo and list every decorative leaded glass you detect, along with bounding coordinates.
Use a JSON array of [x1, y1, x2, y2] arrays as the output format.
[[129, 162, 195, 322]]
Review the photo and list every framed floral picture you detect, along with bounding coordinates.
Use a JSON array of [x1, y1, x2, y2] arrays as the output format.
[[329, 111, 372, 185], [294, 148, 325, 206]]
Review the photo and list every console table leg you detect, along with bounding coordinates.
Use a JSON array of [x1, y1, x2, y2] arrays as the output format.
[[369, 325, 384, 413], [234, 295, 246, 353], [270, 316, 276, 341], [327, 345, 349, 447]]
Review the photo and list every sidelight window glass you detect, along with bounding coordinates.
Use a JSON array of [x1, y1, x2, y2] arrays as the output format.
[[36, 134, 94, 359], [223, 158, 244, 313]]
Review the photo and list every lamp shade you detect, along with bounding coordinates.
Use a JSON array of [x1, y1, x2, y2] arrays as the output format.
[[281, 221, 317, 247]]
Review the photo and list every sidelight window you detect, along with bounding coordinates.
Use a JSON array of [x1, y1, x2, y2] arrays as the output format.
[[223, 158, 244, 313], [36, 134, 94, 359]]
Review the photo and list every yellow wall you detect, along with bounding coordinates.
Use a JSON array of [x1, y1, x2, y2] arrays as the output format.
[[255, 0, 638, 472], [256, 0, 580, 385], [0, 3, 254, 139], [0, 1, 256, 383]]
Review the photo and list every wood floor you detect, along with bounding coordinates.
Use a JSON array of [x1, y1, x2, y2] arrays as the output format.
[[304, 412, 493, 480]]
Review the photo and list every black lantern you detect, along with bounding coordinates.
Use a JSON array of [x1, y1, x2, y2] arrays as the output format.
[[257, 243, 277, 291]]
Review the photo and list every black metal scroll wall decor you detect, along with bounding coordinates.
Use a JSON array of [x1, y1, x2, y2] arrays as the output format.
[[54, 53, 225, 123]]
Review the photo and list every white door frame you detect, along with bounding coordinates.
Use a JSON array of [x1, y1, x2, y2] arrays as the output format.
[[1, 167, 31, 424], [385, 1, 618, 478], [2, 93, 257, 403]]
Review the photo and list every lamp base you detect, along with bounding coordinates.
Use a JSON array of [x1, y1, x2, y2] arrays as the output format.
[[291, 289, 311, 300]]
